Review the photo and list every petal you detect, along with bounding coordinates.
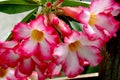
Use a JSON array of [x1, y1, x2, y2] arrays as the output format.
[[78, 9, 90, 24], [19, 39, 38, 57], [48, 62, 62, 78], [39, 39, 53, 60], [19, 58, 35, 75], [12, 22, 31, 40], [79, 32, 103, 48], [15, 68, 28, 78], [30, 15, 46, 30], [64, 31, 80, 43], [63, 52, 84, 78], [53, 43, 68, 64], [78, 46, 102, 67], [44, 26, 59, 44], [83, 24, 108, 42], [28, 71, 38, 80], [31, 55, 48, 67], [111, 3, 120, 16], [2, 50, 20, 68], [90, 0, 113, 14], [0, 41, 18, 49], [35, 67, 46, 80], [7, 68, 27, 80], [96, 13, 119, 36]]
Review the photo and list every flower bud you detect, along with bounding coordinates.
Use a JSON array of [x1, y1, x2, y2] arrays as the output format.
[[49, 13, 72, 37], [61, 6, 83, 21]]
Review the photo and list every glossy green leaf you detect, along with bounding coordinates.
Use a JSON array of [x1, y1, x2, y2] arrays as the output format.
[[21, 8, 37, 22], [62, 0, 90, 7], [69, 21, 82, 31], [0, 0, 38, 5], [85, 66, 99, 73], [0, 0, 39, 14]]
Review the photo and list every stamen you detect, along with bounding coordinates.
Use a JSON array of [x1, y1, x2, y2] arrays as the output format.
[[69, 41, 80, 52], [31, 29, 44, 41], [89, 14, 97, 26], [0, 67, 7, 78]]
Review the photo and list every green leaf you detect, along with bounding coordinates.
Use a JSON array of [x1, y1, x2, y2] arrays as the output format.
[[0, 0, 37, 5], [62, 0, 90, 7], [85, 66, 99, 73], [0, 0, 39, 14], [21, 8, 37, 22], [41, 0, 47, 4], [69, 21, 82, 31]]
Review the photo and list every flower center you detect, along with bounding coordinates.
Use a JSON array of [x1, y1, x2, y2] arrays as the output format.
[[69, 41, 80, 52], [31, 29, 44, 41], [88, 14, 97, 26], [0, 67, 7, 78]]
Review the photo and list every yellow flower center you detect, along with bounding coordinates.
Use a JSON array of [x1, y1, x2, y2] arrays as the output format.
[[88, 14, 97, 26], [0, 67, 7, 78], [69, 41, 80, 52], [31, 29, 44, 41]]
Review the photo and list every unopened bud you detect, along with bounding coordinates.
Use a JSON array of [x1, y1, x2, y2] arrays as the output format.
[[46, 2, 52, 8]]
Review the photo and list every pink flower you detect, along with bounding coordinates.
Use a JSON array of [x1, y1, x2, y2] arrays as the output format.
[[78, 0, 120, 42], [48, 13, 72, 37], [0, 41, 20, 69], [53, 31, 102, 78], [0, 68, 27, 80], [14, 54, 48, 80], [12, 14, 59, 60]]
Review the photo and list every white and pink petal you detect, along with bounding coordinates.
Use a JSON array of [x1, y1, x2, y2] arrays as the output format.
[[83, 24, 108, 42], [35, 66, 46, 80], [12, 22, 31, 40], [62, 52, 84, 78], [30, 15, 46, 30], [19, 38, 38, 57], [19, 58, 35, 76], [48, 62, 62, 78], [39, 39, 53, 60], [90, 0, 113, 14], [79, 32, 103, 48], [96, 13, 119, 36], [78, 9, 90, 24], [1, 50, 20, 68], [53, 43, 68, 64], [78, 46, 102, 67], [0, 41, 18, 49], [15, 67, 28, 78], [111, 3, 120, 16]]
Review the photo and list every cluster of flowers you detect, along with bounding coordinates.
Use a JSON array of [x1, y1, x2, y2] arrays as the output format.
[[0, 0, 120, 80]]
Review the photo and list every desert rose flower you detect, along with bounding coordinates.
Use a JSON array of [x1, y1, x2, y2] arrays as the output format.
[[53, 31, 102, 77], [14, 56, 48, 80], [78, 0, 120, 42], [12, 14, 59, 60]]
